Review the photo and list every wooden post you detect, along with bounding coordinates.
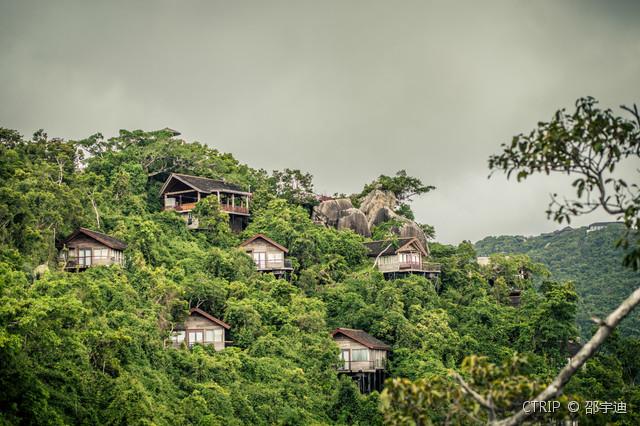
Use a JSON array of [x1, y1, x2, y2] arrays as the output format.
[[197, 192, 200, 202], [232, 193, 235, 211]]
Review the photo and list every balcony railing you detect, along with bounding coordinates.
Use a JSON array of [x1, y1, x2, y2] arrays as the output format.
[[220, 204, 249, 214], [164, 202, 249, 215], [337, 359, 386, 371], [398, 262, 441, 272], [164, 202, 197, 212], [254, 259, 293, 270], [64, 257, 122, 269]]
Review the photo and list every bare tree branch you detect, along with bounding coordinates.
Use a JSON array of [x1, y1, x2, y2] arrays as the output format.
[[490, 285, 640, 426], [452, 371, 497, 421]]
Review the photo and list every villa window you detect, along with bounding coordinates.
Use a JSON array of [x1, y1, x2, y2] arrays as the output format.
[[351, 349, 369, 362], [78, 248, 92, 266], [94, 248, 108, 261], [268, 252, 283, 265], [188, 330, 204, 347]]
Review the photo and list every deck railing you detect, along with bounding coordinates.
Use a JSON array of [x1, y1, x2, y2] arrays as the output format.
[[65, 257, 122, 269], [397, 262, 442, 272], [164, 202, 249, 214], [220, 204, 249, 214], [254, 259, 293, 270], [337, 359, 386, 371]]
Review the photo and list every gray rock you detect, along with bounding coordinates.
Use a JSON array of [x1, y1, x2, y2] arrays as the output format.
[[360, 190, 398, 222], [398, 221, 428, 249], [368, 206, 396, 228], [312, 198, 354, 227], [337, 208, 371, 237], [312, 190, 428, 244]]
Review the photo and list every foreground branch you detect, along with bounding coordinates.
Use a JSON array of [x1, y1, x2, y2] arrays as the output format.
[[453, 372, 497, 421], [491, 285, 640, 426]]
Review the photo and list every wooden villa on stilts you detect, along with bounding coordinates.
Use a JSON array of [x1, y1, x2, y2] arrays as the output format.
[[159, 173, 251, 232], [59, 228, 127, 271], [332, 328, 390, 393], [239, 234, 294, 280], [363, 237, 441, 280]]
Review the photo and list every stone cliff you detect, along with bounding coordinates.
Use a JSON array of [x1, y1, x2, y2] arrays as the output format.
[[312, 189, 428, 246]]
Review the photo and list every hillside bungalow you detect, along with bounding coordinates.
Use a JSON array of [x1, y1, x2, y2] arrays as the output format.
[[364, 237, 441, 280], [170, 308, 230, 351], [332, 328, 390, 393], [160, 173, 251, 232], [59, 228, 126, 270], [239, 234, 293, 279]]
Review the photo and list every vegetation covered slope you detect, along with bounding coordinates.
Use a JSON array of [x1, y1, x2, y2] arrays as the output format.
[[475, 225, 639, 338], [1, 128, 638, 425]]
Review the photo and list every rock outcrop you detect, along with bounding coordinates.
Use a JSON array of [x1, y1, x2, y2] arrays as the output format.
[[397, 221, 428, 248], [312, 189, 429, 246], [313, 198, 372, 237], [359, 190, 398, 227], [337, 208, 371, 237], [312, 198, 355, 228]]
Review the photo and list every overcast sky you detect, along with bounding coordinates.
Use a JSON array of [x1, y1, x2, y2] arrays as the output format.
[[1, 1, 639, 244]]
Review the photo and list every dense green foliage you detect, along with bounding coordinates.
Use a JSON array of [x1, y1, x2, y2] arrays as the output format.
[[1, 127, 638, 425], [475, 224, 640, 338]]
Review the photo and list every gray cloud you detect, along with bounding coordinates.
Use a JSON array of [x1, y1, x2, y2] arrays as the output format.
[[1, 0, 639, 243]]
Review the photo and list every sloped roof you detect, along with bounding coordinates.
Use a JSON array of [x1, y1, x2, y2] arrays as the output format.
[[239, 234, 288, 253], [363, 237, 427, 257], [63, 227, 127, 250], [332, 328, 391, 350], [160, 173, 250, 195], [189, 308, 231, 329]]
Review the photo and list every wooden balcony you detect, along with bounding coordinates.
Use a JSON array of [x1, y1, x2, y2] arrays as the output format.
[[221, 204, 249, 215], [398, 262, 441, 272], [64, 257, 123, 269], [254, 259, 293, 271], [337, 359, 386, 372], [164, 202, 249, 215]]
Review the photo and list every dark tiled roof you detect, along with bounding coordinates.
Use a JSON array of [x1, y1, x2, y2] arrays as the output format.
[[190, 308, 231, 329], [239, 234, 289, 253], [363, 238, 417, 257], [332, 328, 391, 350], [173, 173, 247, 193], [64, 228, 127, 250]]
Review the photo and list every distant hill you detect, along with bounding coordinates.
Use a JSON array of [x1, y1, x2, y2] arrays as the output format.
[[475, 223, 639, 338]]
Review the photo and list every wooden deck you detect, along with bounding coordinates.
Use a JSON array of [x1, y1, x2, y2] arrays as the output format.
[[164, 203, 249, 215]]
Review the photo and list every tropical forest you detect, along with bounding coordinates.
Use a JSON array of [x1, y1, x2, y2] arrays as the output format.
[[1, 98, 639, 425]]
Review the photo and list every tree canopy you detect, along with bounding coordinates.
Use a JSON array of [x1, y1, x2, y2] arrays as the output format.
[[0, 123, 638, 425]]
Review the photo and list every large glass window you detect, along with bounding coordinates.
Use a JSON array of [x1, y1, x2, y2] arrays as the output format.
[[351, 349, 369, 361], [94, 248, 108, 261], [268, 252, 283, 265], [213, 328, 223, 342], [340, 349, 350, 369], [399, 253, 420, 264], [188, 330, 204, 347], [253, 252, 266, 269], [78, 248, 92, 266]]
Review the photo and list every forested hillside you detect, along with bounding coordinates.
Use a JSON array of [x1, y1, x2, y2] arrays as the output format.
[[475, 225, 639, 338], [1, 128, 638, 425]]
